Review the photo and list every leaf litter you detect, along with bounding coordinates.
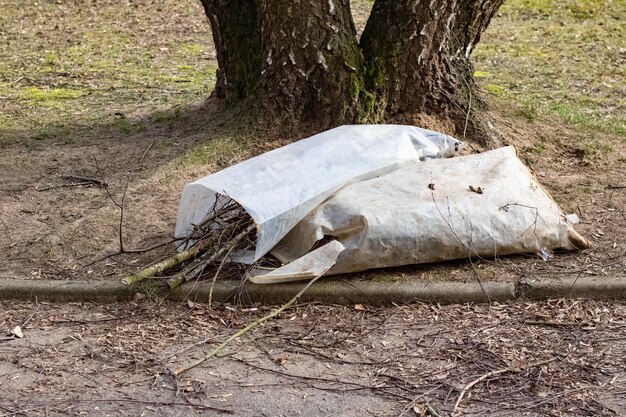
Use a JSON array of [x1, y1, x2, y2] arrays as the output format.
[[1, 298, 624, 416]]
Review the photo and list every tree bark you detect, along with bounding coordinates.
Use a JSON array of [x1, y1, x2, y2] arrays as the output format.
[[360, 0, 504, 137], [201, 0, 504, 143], [200, 0, 262, 102], [256, 0, 364, 128]]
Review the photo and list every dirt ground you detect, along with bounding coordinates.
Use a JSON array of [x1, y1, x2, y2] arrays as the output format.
[[0, 0, 624, 284], [1, 1, 625, 416], [2, 298, 626, 416]]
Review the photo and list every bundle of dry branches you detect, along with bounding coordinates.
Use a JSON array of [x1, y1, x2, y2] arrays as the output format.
[[122, 195, 262, 288]]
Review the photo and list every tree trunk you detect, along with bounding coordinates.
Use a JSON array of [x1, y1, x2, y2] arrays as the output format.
[[201, 0, 504, 143], [360, 0, 504, 138], [256, 0, 364, 128], [199, 0, 262, 102]]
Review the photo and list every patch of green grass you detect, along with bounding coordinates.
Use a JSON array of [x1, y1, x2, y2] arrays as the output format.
[[135, 279, 162, 301], [22, 87, 86, 102], [518, 101, 540, 122], [0, 0, 215, 143], [473, 71, 492, 78], [43, 51, 57, 66], [549, 102, 625, 135], [513, 0, 552, 13], [177, 43, 206, 57], [115, 117, 145, 135], [473, 0, 625, 137], [31, 125, 73, 142], [183, 136, 248, 168], [153, 138, 176, 149], [568, 0, 603, 19], [484, 84, 506, 96], [525, 140, 547, 155], [154, 108, 184, 123]]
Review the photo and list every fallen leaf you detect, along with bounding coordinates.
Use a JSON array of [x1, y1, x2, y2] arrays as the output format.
[[133, 292, 146, 301], [10, 326, 23, 338], [413, 403, 426, 415]]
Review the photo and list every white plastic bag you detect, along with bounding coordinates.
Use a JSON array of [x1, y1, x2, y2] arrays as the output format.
[[175, 124, 463, 260], [253, 146, 588, 282]]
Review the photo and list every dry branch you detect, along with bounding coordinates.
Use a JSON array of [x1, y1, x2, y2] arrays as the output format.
[[122, 197, 256, 287], [452, 357, 557, 416], [167, 223, 254, 289], [122, 235, 221, 286], [173, 271, 327, 377], [62, 175, 108, 187]]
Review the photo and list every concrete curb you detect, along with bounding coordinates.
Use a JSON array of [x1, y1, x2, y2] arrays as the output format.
[[1, 276, 625, 305], [0, 279, 135, 302], [519, 276, 626, 300], [171, 279, 516, 305]]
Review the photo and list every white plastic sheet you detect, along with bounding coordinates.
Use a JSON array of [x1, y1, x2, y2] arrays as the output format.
[[175, 125, 463, 260], [259, 146, 589, 281], [251, 241, 346, 284]]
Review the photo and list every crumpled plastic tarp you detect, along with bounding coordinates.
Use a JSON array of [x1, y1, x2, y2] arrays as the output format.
[[175, 124, 463, 260], [175, 125, 589, 284], [250, 146, 589, 283]]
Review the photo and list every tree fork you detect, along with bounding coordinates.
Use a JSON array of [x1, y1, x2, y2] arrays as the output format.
[[201, 0, 504, 144]]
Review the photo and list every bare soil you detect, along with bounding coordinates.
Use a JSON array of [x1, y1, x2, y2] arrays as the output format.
[[2, 298, 626, 416]]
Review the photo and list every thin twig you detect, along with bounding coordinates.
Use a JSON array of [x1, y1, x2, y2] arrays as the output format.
[[523, 320, 589, 328], [208, 245, 236, 307], [61, 175, 107, 187], [167, 223, 254, 289], [35, 182, 94, 191], [1, 398, 233, 416], [398, 384, 443, 417], [93, 156, 120, 209], [93, 156, 131, 253], [184, 220, 253, 280], [463, 85, 472, 139], [118, 175, 130, 252], [232, 357, 413, 401], [175, 198, 240, 250], [173, 269, 329, 377], [83, 238, 176, 267], [452, 357, 557, 415], [139, 139, 156, 163], [20, 301, 40, 328]]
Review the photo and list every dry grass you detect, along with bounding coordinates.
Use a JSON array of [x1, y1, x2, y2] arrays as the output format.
[[473, 0, 625, 136], [0, 0, 215, 144]]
